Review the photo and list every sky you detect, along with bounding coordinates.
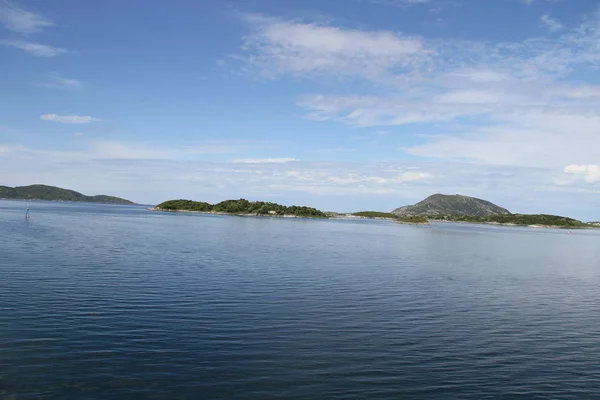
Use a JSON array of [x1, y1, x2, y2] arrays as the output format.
[[1, 0, 599, 219]]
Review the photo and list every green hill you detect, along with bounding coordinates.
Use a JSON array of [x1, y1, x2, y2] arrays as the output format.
[[393, 194, 510, 217], [156, 198, 327, 218], [0, 184, 134, 205]]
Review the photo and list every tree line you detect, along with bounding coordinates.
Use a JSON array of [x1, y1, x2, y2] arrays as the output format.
[[426, 214, 590, 227], [157, 199, 328, 218]]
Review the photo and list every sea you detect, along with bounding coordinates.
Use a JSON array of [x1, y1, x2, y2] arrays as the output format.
[[1, 200, 600, 399]]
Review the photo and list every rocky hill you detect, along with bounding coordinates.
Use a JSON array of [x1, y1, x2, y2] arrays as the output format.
[[392, 194, 510, 217], [0, 184, 134, 205]]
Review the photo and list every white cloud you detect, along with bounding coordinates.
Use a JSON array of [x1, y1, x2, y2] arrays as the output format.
[[402, 112, 600, 168], [550, 84, 600, 100], [239, 11, 599, 84], [0, 0, 53, 34], [40, 114, 102, 124], [0, 39, 68, 56], [564, 164, 600, 183], [240, 13, 432, 81], [232, 158, 298, 164], [434, 89, 516, 104], [299, 94, 507, 126], [449, 69, 509, 82], [235, 12, 600, 172], [74, 132, 84, 137], [40, 72, 83, 90], [541, 13, 564, 32]]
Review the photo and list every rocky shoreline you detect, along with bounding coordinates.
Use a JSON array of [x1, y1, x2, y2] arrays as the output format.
[[148, 207, 324, 219], [429, 219, 592, 230], [393, 220, 429, 226]]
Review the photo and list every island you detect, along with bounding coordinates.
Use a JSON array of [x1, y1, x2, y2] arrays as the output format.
[[0, 184, 134, 205], [390, 194, 598, 229], [393, 193, 510, 217], [425, 214, 593, 228], [153, 199, 328, 218], [394, 215, 429, 225], [351, 211, 397, 219]]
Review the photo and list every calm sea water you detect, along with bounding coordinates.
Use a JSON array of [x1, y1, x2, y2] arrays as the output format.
[[1, 200, 600, 399]]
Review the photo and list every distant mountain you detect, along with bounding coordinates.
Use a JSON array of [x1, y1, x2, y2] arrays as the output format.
[[392, 194, 510, 217], [0, 184, 134, 205]]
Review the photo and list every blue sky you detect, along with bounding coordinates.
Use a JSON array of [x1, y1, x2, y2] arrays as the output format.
[[1, 0, 600, 218]]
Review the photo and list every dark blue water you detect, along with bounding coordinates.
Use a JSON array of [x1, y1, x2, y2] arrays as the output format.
[[1, 200, 600, 399]]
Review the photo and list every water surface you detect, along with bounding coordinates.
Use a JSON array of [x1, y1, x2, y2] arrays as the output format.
[[1, 200, 600, 399]]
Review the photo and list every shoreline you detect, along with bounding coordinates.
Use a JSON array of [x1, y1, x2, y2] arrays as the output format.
[[149, 207, 597, 229], [148, 207, 327, 219], [0, 198, 136, 206], [331, 215, 395, 221], [428, 219, 595, 230], [394, 220, 429, 226]]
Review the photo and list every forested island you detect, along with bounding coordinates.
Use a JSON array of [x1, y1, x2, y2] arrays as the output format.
[[352, 211, 397, 219], [426, 214, 594, 228], [394, 215, 429, 225], [0, 184, 134, 205], [154, 199, 328, 218]]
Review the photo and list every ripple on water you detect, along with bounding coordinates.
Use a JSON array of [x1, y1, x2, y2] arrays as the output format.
[[1, 201, 600, 399]]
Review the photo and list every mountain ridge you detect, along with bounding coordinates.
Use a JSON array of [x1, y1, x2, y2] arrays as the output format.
[[392, 194, 510, 217], [0, 184, 134, 205]]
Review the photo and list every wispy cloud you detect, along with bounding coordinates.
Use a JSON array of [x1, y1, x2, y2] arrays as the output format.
[[402, 113, 600, 169], [540, 13, 564, 31], [88, 140, 252, 160], [40, 114, 102, 124], [0, 0, 53, 34], [0, 39, 68, 56], [239, 13, 432, 81], [239, 11, 599, 84], [235, 11, 600, 172], [39, 72, 83, 90]]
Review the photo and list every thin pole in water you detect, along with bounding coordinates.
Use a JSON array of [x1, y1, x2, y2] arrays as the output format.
[[25, 200, 30, 220]]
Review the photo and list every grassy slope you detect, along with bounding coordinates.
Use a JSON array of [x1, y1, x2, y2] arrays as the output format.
[[0, 184, 134, 205]]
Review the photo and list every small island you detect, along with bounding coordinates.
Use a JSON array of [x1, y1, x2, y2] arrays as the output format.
[[351, 211, 397, 219], [394, 215, 429, 225], [346, 211, 428, 224], [153, 199, 328, 218], [426, 214, 593, 229]]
